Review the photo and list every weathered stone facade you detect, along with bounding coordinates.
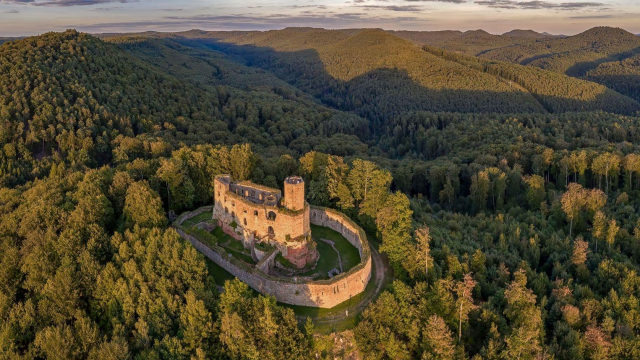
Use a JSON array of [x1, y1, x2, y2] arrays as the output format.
[[213, 175, 316, 268], [175, 206, 372, 308]]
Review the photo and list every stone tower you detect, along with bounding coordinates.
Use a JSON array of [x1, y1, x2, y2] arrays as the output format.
[[283, 176, 305, 211]]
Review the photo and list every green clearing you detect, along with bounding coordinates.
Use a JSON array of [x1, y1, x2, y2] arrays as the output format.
[[208, 226, 256, 264], [283, 250, 385, 334], [205, 258, 236, 286], [188, 211, 213, 224], [211, 226, 236, 243], [299, 225, 361, 280]]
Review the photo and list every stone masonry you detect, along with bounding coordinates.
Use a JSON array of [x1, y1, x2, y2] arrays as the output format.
[[175, 205, 372, 308], [212, 175, 317, 268]]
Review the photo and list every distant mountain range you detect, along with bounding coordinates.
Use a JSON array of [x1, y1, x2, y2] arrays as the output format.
[[96, 26, 640, 117], [9, 26, 638, 110]]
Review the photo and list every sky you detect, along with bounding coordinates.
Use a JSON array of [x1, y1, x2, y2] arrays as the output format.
[[0, 0, 639, 37]]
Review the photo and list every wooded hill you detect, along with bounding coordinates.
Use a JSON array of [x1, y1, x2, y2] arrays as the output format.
[[117, 27, 640, 130], [422, 46, 640, 114], [387, 27, 640, 103], [5, 28, 640, 360], [481, 27, 640, 75], [390, 29, 555, 56], [478, 27, 640, 101], [203, 27, 545, 122], [0, 30, 369, 187]]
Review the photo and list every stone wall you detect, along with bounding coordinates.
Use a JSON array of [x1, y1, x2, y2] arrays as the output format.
[[256, 249, 278, 273], [175, 206, 372, 308], [309, 207, 365, 258], [213, 176, 310, 244]]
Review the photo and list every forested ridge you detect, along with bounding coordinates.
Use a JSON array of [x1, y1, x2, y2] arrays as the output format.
[[3, 28, 640, 360], [178, 27, 548, 125], [388, 26, 640, 104], [100, 27, 640, 121], [477, 27, 640, 102], [390, 29, 555, 56], [422, 46, 640, 115]]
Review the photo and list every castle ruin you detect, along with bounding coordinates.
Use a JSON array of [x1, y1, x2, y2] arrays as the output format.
[[175, 174, 373, 308], [213, 175, 319, 268]]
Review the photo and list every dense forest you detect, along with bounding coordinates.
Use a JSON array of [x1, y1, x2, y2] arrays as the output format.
[[389, 27, 640, 104], [390, 29, 555, 56], [2, 27, 640, 359]]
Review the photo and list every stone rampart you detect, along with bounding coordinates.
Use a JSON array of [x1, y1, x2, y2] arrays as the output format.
[[256, 249, 278, 273], [175, 206, 372, 308]]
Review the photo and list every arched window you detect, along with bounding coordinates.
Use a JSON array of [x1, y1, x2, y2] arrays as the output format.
[[243, 218, 247, 226], [267, 226, 275, 238], [253, 210, 258, 216], [267, 211, 276, 221], [231, 211, 235, 218]]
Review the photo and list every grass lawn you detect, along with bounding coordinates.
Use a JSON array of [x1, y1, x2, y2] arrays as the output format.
[[211, 226, 237, 243], [300, 225, 360, 279], [283, 250, 382, 334], [205, 258, 236, 286], [209, 226, 256, 264], [188, 211, 213, 224]]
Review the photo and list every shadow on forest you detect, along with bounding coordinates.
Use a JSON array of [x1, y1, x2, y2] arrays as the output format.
[[565, 46, 640, 77], [585, 74, 640, 103], [157, 36, 639, 129]]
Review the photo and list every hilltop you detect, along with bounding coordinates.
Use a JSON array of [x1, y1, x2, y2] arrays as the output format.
[[0, 30, 371, 185], [390, 29, 553, 55], [502, 29, 551, 38], [4, 28, 640, 360], [481, 27, 640, 74], [479, 26, 640, 101], [191, 27, 547, 127], [165, 28, 640, 117]]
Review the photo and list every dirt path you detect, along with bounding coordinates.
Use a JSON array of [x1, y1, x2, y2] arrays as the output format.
[[304, 240, 391, 326], [320, 238, 343, 273]]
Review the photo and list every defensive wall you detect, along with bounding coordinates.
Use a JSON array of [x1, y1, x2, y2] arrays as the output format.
[[174, 205, 372, 308]]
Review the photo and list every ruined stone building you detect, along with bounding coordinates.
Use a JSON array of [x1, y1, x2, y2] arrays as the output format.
[[212, 174, 318, 268]]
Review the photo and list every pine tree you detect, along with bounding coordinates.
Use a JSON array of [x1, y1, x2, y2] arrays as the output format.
[[422, 315, 457, 360]]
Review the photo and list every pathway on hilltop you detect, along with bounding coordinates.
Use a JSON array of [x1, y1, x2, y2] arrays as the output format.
[[319, 238, 343, 273], [296, 240, 391, 328]]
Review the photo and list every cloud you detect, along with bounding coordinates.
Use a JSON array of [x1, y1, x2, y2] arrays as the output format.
[[474, 0, 605, 10], [2, 0, 134, 6], [79, 12, 428, 33], [568, 14, 612, 18], [290, 5, 328, 9], [90, 6, 122, 11], [358, 5, 425, 11], [405, 0, 468, 3], [3, 8, 19, 12]]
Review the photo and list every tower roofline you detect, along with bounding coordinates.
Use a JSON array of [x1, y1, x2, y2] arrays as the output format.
[[285, 176, 304, 185]]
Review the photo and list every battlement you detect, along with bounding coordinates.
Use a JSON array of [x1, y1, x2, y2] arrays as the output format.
[[214, 174, 282, 206], [212, 175, 314, 268], [285, 176, 304, 185]]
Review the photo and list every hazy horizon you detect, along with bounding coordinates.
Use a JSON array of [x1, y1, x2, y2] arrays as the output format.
[[0, 0, 639, 38]]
